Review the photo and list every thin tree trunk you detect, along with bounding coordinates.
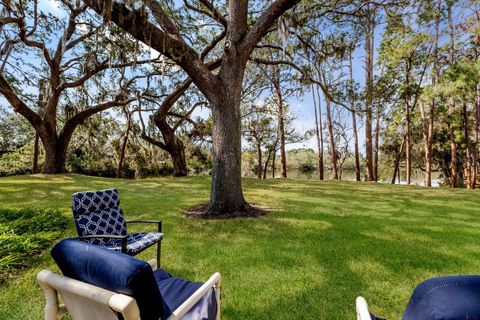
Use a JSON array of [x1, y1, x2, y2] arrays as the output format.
[[392, 134, 406, 184], [474, 83, 480, 188], [374, 106, 380, 181], [256, 140, 263, 179], [325, 97, 338, 179], [422, 0, 441, 187], [405, 61, 412, 185], [364, 9, 375, 181], [463, 103, 473, 188], [273, 70, 287, 179], [448, 4, 458, 188], [271, 149, 276, 179], [420, 102, 433, 187], [312, 84, 324, 180], [316, 84, 325, 180], [263, 149, 272, 179], [405, 101, 411, 185], [32, 133, 40, 174], [349, 51, 361, 181], [117, 110, 132, 178]]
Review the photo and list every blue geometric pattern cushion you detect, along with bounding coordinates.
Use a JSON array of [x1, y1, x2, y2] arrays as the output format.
[[72, 189, 120, 215], [71, 189, 163, 256], [107, 232, 164, 255], [72, 189, 127, 247], [75, 207, 128, 247]]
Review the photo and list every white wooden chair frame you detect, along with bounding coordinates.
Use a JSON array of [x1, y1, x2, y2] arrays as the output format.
[[37, 259, 221, 320], [356, 296, 372, 320]]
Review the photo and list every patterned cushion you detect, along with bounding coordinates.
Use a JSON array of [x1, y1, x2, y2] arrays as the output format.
[[71, 189, 162, 255], [111, 232, 164, 255], [74, 206, 128, 247], [72, 189, 120, 215]]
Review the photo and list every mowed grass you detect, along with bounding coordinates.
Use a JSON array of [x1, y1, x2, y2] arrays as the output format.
[[0, 174, 479, 319]]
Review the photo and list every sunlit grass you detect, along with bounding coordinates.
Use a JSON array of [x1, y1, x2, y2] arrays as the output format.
[[0, 174, 479, 319]]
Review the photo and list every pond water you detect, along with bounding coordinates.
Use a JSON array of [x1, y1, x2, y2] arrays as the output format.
[[245, 169, 442, 187]]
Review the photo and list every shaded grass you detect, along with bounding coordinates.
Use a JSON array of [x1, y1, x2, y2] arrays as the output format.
[[0, 174, 479, 319], [0, 208, 68, 282]]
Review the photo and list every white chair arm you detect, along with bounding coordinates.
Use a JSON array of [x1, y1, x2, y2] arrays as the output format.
[[356, 296, 372, 320], [167, 272, 222, 320], [147, 259, 157, 271], [109, 294, 141, 320]]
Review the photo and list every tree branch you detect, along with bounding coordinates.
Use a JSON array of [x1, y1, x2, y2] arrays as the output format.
[[84, 0, 222, 104], [241, 0, 302, 55]]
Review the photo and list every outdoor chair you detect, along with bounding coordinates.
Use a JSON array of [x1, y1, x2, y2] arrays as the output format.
[[356, 275, 480, 320], [71, 188, 163, 265], [37, 239, 221, 320]]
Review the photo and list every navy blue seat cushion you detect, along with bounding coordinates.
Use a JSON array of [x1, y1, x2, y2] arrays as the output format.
[[52, 239, 165, 320], [402, 275, 480, 320], [155, 273, 217, 319], [51, 239, 216, 320]]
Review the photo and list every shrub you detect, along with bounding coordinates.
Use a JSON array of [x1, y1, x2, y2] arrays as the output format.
[[299, 161, 316, 173], [0, 208, 68, 282]]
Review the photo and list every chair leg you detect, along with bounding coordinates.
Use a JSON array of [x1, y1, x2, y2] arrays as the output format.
[[157, 241, 161, 268]]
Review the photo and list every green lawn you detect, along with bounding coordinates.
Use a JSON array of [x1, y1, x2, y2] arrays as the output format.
[[0, 174, 479, 319]]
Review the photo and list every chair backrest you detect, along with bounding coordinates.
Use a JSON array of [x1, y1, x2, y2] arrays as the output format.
[[71, 189, 127, 246], [51, 239, 166, 320]]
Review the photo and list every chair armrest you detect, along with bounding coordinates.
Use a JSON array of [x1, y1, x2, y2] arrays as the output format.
[[37, 269, 140, 320], [76, 235, 128, 253], [168, 272, 222, 320], [356, 297, 372, 320], [126, 220, 162, 232], [147, 259, 157, 270]]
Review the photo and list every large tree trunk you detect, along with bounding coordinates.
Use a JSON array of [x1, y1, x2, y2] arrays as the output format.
[[156, 120, 188, 177], [349, 51, 361, 181], [312, 84, 324, 180], [325, 97, 338, 179], [209, 55, 248, 213], [42, 137, 68, 174], [209, 96, 248, 213]]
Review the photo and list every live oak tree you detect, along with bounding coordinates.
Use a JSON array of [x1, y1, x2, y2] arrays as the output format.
[[0, 1, 154, 173], [82, 0, 306, 214]]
